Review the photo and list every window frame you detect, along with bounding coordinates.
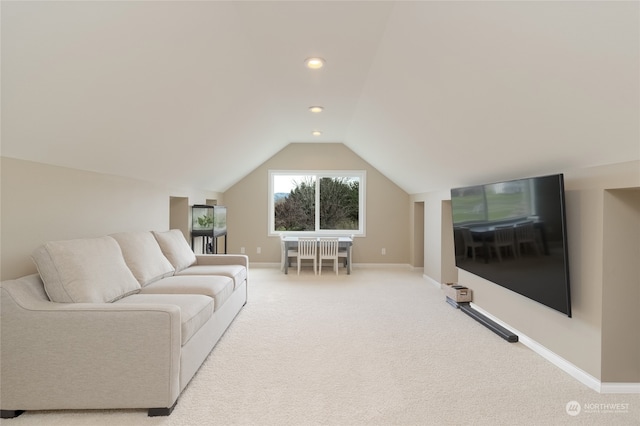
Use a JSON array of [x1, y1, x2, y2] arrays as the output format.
[[268, 169, 366, 236]]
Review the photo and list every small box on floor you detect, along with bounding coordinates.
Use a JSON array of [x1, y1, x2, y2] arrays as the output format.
[[441, 283, 472, 303]]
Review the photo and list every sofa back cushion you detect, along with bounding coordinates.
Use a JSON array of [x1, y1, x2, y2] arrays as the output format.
[[110, 231, 175, 286], [31, 236, 141, 303], [152, 230, 197, 273]]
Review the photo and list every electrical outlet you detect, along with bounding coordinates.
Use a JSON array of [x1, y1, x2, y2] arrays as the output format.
[[381, 248, 386, 255], [256, 247, 261, 254], [240, 247, 245, 254]]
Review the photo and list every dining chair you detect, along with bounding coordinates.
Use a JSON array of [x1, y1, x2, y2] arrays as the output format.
[[296, 237, 317, 275], [491, 225, 517, 262], [458, 227, 484, 261], [514, 221, 541, 257], [319, 238, 339, 275]]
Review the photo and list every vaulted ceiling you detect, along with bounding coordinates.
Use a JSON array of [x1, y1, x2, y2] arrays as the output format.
[[2, 1, 638, 194]]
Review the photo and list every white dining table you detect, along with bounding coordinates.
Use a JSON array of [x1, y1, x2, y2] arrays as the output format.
[[281, 236, 353, 275]]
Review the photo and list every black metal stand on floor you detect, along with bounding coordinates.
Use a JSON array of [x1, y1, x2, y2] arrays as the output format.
[[191, 231, 227, 254]]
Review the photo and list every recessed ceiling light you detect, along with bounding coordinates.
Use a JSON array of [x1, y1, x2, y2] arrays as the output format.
[[311, 130, 322, 136], [305, 57, 325, 69], [309, 106, 324, 113]]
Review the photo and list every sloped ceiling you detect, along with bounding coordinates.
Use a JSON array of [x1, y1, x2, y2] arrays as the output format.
[[2, 1, 638, 194]]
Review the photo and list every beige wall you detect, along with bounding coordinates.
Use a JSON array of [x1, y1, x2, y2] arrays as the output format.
[[440, 200, 457, 284], [417, 160, 640, 382], [3, 153, 637, 383], [410, 190, 458, 284], [601, 188, 640, 382], [223, 143, 410, 264], [412, 201, 424, 267], [0, 157, 221, 280]]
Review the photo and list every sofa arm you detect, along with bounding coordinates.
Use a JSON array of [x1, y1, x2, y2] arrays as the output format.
[[1, 280, 182, 411], [196, 254, 249, 268]]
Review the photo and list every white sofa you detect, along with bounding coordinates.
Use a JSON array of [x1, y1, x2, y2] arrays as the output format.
[[0, 230, 248, 418]]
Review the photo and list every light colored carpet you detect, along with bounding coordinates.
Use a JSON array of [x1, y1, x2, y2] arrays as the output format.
[[4, 266, 639, 425]]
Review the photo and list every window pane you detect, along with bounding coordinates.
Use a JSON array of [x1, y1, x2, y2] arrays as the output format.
[[451, 186, 486, 223], [270, 170, 364, 235], [485, 181, 531, 221], [319, 177, 359, 230], [274, 175, 316, 231]]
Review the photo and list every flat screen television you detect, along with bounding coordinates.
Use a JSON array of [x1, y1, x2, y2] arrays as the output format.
[[450, 174, 571, 317]]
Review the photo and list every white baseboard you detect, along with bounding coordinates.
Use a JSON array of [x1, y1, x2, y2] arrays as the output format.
[[423, 274, 443, 289], [469, 303, 640, 394], [600, 382, 640, 393]]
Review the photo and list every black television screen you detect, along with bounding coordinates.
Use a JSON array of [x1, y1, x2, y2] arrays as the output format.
[[450, 174, 571, 316]]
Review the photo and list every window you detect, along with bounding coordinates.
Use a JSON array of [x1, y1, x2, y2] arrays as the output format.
[[269, 170, 365, 235]]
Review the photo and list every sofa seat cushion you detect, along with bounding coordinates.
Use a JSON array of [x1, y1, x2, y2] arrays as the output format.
[[31, 236, 140, 303], [116, 294, 213, 346], [176, 265, 247, 289], [140, 275, 235, 311], [110, 231, 175, 286], [152, 230, 197, 273]]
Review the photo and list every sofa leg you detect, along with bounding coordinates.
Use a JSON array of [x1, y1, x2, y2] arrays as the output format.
[[148, 400, 177, 417], [1, 410, 25, 418]]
